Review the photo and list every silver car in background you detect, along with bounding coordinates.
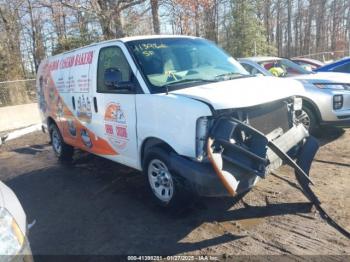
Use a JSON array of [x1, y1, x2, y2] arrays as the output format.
[[239, 57, 350, 133], [0, 181, 33, 262]]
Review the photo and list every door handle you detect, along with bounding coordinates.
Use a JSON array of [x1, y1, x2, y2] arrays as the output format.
[[72, 96, 75, 110], [93, 97, 98, 113]]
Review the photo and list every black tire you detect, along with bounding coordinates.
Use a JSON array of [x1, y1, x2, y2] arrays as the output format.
[[49, 123, 74, 162], [143, 147, 194, 210], [298, 105, 318, 134]]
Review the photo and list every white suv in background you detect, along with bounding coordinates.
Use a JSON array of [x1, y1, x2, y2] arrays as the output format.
[[239, 57, 350, 133]]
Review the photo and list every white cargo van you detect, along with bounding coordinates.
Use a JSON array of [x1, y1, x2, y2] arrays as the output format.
[[37, 35, 319, 208]]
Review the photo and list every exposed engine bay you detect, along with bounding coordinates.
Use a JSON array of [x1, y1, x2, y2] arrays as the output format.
[[198, 97, 318, 195]]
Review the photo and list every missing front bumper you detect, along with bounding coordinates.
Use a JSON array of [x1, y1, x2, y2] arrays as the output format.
[[207, 118, 318, 196], [170, 118, 318, 197]]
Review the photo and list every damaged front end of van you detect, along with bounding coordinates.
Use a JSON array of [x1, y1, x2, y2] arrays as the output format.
[[169, 97, 319, 197]]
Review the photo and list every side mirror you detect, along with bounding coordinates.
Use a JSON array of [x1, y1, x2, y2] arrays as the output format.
[[104, 68, 134, 91]]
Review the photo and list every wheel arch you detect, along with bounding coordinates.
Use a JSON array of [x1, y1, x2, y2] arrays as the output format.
[[47, 116, 56, 130], [300, 96, 322, 122], [46, 117, 66, 143], [140, 137, 177, 168]]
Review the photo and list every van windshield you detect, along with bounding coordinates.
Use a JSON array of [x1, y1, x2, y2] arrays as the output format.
[[126, 38, 249, 93]]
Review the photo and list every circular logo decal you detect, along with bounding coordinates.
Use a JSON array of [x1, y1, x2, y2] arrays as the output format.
[[104, 103, 128, 151]]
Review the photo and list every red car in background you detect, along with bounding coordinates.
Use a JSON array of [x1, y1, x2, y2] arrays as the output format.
[[291, 57, 325, 71]]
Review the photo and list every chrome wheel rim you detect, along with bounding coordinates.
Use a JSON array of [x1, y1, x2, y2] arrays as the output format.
[[52, 129, 62, 154], [148, 159, 174, 203], [298, 110, 311, 130]]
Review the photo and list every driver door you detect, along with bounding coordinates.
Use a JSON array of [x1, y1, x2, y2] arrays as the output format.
[[91, 44, 139, 169]]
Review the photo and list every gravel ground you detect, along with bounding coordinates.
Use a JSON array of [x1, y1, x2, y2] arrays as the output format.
[[0, 127, 349, 259]]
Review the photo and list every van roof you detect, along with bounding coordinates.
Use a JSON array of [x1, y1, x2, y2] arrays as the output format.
[[120, 34, 199, 42], [50, 35, 200, 58]]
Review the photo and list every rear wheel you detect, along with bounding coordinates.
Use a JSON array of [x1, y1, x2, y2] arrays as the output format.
[[49, 123, 74, 162], [143, 147, 194, 210]]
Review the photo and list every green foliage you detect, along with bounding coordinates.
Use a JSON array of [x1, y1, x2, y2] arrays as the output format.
[[225, 0, 275, 58]]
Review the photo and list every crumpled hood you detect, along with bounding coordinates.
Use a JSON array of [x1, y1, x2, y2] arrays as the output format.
[[171, 76, 305, 110], [290, 72, 350, 84]]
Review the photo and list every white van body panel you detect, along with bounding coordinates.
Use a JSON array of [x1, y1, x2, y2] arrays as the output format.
[[37, 41, 148, 170], [136, 94, 212, 160]]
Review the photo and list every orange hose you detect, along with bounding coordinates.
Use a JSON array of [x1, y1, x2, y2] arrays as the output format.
[[207, 138, 236, 196]]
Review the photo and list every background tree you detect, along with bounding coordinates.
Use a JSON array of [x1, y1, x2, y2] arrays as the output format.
[[226, 0, 274, 57], [0, 1, 25, 80], [0, 0, 349, 81], [150, 0, 160, 34]]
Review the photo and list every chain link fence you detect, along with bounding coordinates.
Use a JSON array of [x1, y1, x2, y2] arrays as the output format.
[[0, 79, 37, 107]]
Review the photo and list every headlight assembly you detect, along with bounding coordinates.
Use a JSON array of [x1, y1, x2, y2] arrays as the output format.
[[0, 207, 25, 256], [333, 95, 344, 110], [196, 117, 211, 161]]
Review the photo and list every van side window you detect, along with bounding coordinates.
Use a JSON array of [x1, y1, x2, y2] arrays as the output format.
[[97, 46, 132, 92]]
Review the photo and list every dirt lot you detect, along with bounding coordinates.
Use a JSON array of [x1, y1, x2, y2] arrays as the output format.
[[0, 127, 349, 258]]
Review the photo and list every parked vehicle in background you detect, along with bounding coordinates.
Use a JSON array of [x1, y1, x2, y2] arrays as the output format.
[[315, 57, 350, 74], [238, 58, 273, 77], [0, 181, 32, 261], [290, 57, 325, 71], [239, 57, 310, 77], [239, 57, 350, 133], [37, 36, 318, 209]]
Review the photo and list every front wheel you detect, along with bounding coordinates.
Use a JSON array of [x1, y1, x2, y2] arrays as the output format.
[[49, 123, 74, 162], [143, 147, 194, 209], [297, 106, 318, 134]]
